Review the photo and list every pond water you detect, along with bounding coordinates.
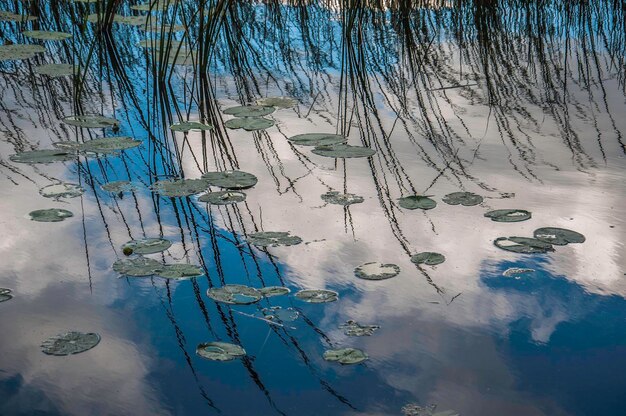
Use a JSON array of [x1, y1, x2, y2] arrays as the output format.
[[0, 1, 625, 415]]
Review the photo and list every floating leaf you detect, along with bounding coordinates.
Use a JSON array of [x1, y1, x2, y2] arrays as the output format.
[[295, 289, 338, 303], [287, 133, 346, 147], [354, 262, 400, 280], [484, 209, 531, 223], [10, 149, 74, 164], [398, 195, 437, 210], [0, 11, 37, 22], [402, 404, 459, 416], [101, 180, 137, 193], [321, 191, 364, 206], [157, 264, 204, 279], [198, 191, 247, 205], [34, 63, 73, 77], [248, 231, 302, 247], [0, 288, 13, 303], [410, 252, 445, 266], [502, 267, 535, 277], [223, 105, 275, 118], [256, 97, 298, 108], [113, 257, 163, 276], [62, 114, 119, 128], [80, 137, 141, 154], [39, 183, 84, 199], [323, 348, 368, 365], [224, 117, 274, 131], [533, 227, 585, 245], [312, 144, 376, 158], [150, 178, 208, 197], [202, 170, 257, 190], [23, 30, 71, 41], [52, 141, 82, 151], [41, 331, 100, 356], [339, 320, 380, 336], [207, 284, 262, 305], [259, 286, 291, 297], [196, 342, 246, 361], [0, 44, 45, 61], [170, 121, 213, 132], [442, 191, 483, 206], [262, 306, 299, 322], [29, 208, 73, 222], [122, 238, 171, 255], [494, 237, 554, 254]]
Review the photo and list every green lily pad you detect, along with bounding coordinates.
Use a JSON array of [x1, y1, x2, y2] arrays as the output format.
[[29, 208, 73, 222], [0, 11, 37, 22], [255, 97, 298, 108], [410, 252, 445, 266], [198, 191, 247, 205], [224, 117, 274, 131], [34, 63, 73, 77], [207, 284, 262, 305], [354, 262, 400, 280], [113, 257, 163, 276], [442, 191, 483, 206], [23, 30, 71, 41], [287, 133, 347, 147], [312, 144, 376, 158], [321, 191, 364, 205], [39, 183, 84, 199], [223, 105, 275, 117], [202, 170, 257, 189], [295, 289, 338, 303], [156, 264, 204, 279], [196, 342, 246, 361], [502, 267, 535, 277], [101, 180, 137, 193], [323, 348, 368, 365], [41, 331, 101, 356], [494, 237, 554, 254], [122, 238, 171, 255], [150, 178, 208, 197], [484, 209, 532, 222], [398, 195, 436, 210], [0, 44, 45, 61], [533, 227, 586, 245], [62, 115, 119, 128], [79, 137, 141, 154], [0, 288, 13, 302], [170, 121, 213, 132], [10, 149, 74, 164], [339, 320, 380, 336], [259, 286, 291, 297], [248, 231, 302, 247]]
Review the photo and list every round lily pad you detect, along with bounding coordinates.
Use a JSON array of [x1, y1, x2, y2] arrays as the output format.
[[321, 191, 364, 205], [202, 170, 257, 189], [533, 227, 586, 245], [247, 231, 302, 247], [34, 63, 73, 77], [29, 208, 73, 222], [312, 144, 376, 158], [150, 178, 208, 197], [398, 195, 437, 210], [256, 97, 298, 108], [122, 238, 171, 255], [224, 117, 274, 131], [101, 180, 137, 193], [259, 286, 291, 297], [0, 288, 13, 302], [207, 284, 262, 305], [339, 320, 380, 336], [196, 342, 246, 361], [323, 348, 368, 365], [295, 289, 338, 303], [223, 105, 275, 117], [41, 331, 100, 356], [287, 133, 347, 147], [502, 267, 535, 277], [494, 237, 554, 254], [262, 306, 299, 322], [62, 115, 119, 129], [80, 137, 141, 154], [484, 209, 531, 223], [354, 262, 400, 280], [442, 191, 483, 206], [39, 183, 84, 199], [410, 252, 445, 266], [10, 149, 74, 164], [23, 30, 71, 41], [156, 264, 204, 279], [113, 257, 163, 276], [170, 121, 213, 132], [198, 191, 247, 205], [0, 44, 45, 61]]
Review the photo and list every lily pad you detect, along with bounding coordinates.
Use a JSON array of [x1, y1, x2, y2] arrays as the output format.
[[259, 286, 291, 297], [80, 137, 141, 154], [101, 180, 137, 193], [295, 289, 338, 303], [312, 144, 376, 158], [23, 30, 71, 41], [196, 342, 246, 361], [0, 44, 45, 61], [442, 191, 483, 206], [484, 209, 531, 222], [224, 117, 274, 131], [207, 284, 262, 305], [402, 404, 459, 416], [122, 238, 171, 255], [533, 227, 586, 245], [62, 115, 119, 129], [29, 208, 73, 222], [410, 252, 445, 266], [321, 191, 364, 205], [223, 105, 275, 117], [262, 306, 299, 322], [256, 97, 298, 108], [10, 149, 74, 164], [323, 348, 368, 365], [502, 267, 535, 277], [170, 121, 213, 132], [494, 237, 554, 254], [354, 262, 400, 280], [247, 231, 302, 247], [0, 288, 13, 302], [339, 320, 380, 336], [39, 183, 84, 199], [202, 170, 257, 189], [41, 331, 100, 356], [34, 63, 73, 77], [113, 257, 163, 276], [398, 195, 437, 210], [157, 264, 204, 279], [150, 178, 208, 197], [198, 191, 247, 205], [0, 11, 37, 22], [288, 133, 347, 147]]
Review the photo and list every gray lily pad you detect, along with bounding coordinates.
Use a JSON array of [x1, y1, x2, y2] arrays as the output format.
[[196, 342, 246, 361], [157, 264, 204, 279], [533, 227, 586, 245], [259, 286, 291, 297], [29, 208, 73, 222], [207, 284, 262, 305], [101, 180, 137, 193], [80, 137, 141, 154], [410, 252, 445, 266], [170, 121, 213, 132], [10, 149, 74, 164], [52, 141, 82, 151], [295, 289, 338, 303], [256, 97, 298, 108], [339, 320, 380, 336], [485, 209, 532, 222], [23, 30, 71, 41], [494, 237, 554, 254], [287, 133, 347, 147], [202, 170, 257, 189], [312, 144, 376, 158], [150, 178, 208, 197], [0, 288, 13, 302], [224, 117, 274, 131], [0, 44, 45, 61], [223, 105, 275, 117], [502, 267, 535, 277], [398, 195, 437, 210], [39, 183, 84, 199], [62, 115, 119, 129], [0, 11, 37, 22], [198, 191, 247, 205], [34, 63, 73, 77], [248, 231, 302, 247], [122, 238, 171, 255], [354, 262, 400, 280], [262, 306, 299, 322], [323, 348, 368, 365], [442, 191, 483, 206], [113, 257, 163, 276], [321, 191, 364, 205], [41, 331, 100, 356], [402, 404, 459, 416]]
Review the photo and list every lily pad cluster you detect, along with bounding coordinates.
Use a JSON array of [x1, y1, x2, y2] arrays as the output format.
[[339, 320, 380, 336], [323, 348, 368, 365], [411, 252, 445, 266], [247, 231, 302, 247], [223, 105, 275, 131], [494, 227, 585, 254]]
